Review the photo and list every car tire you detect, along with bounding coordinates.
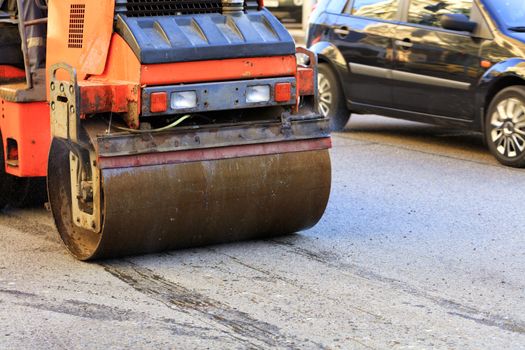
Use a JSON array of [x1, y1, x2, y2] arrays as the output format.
[[318, 63, 350, 131], [485, 86, 525, 167]]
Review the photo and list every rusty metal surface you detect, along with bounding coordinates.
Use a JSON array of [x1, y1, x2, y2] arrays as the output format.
[[297, 67, 315, 96], [88, 118, 330, 158], [78, 81, 139, 116], [97, 138, 331, 169], [48, 136, 331, 260]]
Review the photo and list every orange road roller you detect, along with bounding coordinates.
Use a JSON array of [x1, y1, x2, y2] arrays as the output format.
[[0, 0, 331, 260]]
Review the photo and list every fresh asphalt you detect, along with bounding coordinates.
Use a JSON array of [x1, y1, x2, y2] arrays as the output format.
[[0, 114, 524, 349]]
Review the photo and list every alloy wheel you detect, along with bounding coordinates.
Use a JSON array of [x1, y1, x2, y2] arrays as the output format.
[[318, 72, 332, 117], [489, 97, 525, 158]]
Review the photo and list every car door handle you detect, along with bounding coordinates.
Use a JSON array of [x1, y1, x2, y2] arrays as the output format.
[[395, 39, 413, 50], [334, 26, 350, 38]]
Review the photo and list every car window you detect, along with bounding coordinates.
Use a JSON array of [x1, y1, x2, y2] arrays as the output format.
[[407, 0, 473, 28], [347, 0, 399, 21]]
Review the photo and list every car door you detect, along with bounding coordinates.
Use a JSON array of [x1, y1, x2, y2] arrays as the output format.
[[332, 0, 401, 107], [390, 0, 482, 121]]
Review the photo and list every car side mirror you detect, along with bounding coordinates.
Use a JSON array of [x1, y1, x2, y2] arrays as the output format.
[[440, 14, 477, 33]]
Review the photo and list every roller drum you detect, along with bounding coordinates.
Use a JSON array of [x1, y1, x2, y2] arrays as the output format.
[[48, 138, 331, 260]]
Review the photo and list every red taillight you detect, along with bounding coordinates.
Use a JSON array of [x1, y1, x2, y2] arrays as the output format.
[[275, 82, 292, 102], [150, 92, 168, 113]]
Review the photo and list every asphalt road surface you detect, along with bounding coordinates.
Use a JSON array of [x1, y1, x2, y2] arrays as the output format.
[[1, 115, 524, 349]]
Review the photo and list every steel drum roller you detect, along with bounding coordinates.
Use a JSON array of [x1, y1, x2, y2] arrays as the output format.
[[48, 138, 331, 260]]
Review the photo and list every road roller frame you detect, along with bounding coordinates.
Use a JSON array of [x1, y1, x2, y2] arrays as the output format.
[[48, 63, 102, 233], [1, 0, 332, 259]]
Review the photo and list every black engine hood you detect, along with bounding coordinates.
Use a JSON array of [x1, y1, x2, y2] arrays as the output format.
[[115, 9, 296, 64]]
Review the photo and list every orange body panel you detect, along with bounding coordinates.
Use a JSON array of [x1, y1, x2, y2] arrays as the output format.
[[92, 34, 141, 84], [0, 99, 50, 177], [76, 34, 141, 120], [140, 55, 297, 86], [46, 0, 114, 80]]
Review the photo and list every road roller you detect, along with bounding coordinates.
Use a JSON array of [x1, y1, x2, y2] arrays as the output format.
[[0, 0, 331, 260]]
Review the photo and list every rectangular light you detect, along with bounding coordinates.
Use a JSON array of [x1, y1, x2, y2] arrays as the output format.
[[150, 92, 167, 113], [246, 85, 270, 103], [274, 82, 292, 102], [171, 91, 197, 109]]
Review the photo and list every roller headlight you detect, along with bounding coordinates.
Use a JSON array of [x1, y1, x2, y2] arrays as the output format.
[[246, 85, 270, 103], [171, 91, 197, 109]]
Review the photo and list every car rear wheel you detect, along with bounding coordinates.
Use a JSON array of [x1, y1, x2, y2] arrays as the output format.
[[318, 63, 350, 131], [485, 86, 525, 167]]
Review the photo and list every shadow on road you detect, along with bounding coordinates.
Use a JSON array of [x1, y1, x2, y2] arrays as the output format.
[[337, 114, 493, 164]]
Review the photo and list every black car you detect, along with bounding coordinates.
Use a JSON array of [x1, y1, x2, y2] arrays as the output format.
[[307, 0, 525, 167]]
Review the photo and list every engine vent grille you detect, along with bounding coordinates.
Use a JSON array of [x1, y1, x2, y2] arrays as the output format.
[[116, 0, 224, 17], [68, 4, 85, 48]]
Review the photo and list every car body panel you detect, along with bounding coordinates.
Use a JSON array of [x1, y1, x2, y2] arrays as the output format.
[[335, 15, 397, 107], [390, 23, 481, 120], [480, 59, 525, 86]]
